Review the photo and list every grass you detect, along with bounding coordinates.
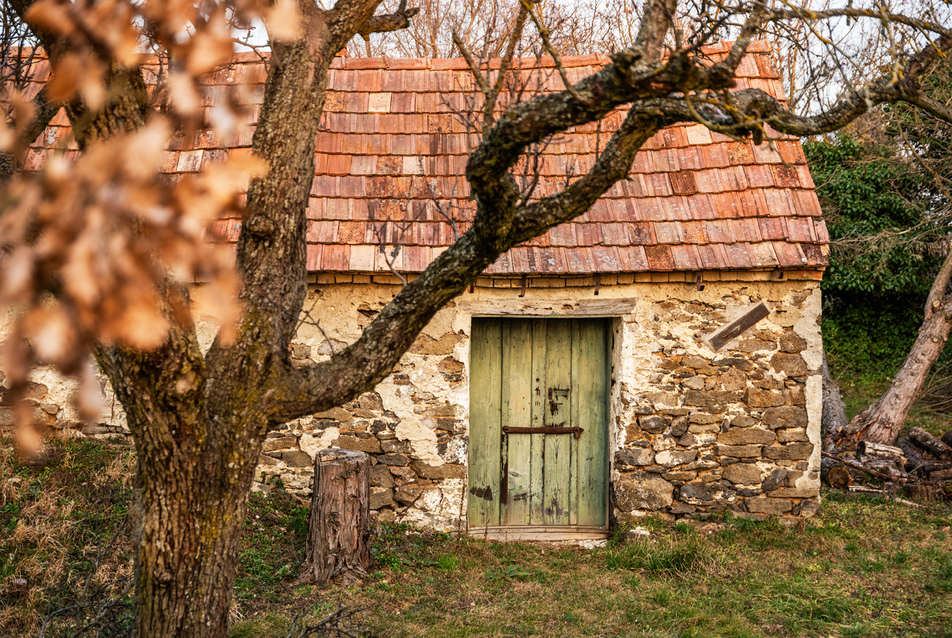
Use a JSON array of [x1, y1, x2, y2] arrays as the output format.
[[3, 439, 952, 637]]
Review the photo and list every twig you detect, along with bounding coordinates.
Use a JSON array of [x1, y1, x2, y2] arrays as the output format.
[[847, 485, 921, 508]]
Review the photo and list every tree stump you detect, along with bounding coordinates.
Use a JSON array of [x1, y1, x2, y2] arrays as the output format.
[[300, 449, 371, 585]]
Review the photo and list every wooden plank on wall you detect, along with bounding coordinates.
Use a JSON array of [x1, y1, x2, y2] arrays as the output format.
[[705, 301, 770, 351]]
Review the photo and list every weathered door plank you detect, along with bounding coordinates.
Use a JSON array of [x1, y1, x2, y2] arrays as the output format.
[[577, 319, 610, 526], [543, 320, 572, 526], [529, 320, 547, 525], [503, 319, 533, 525], [468, 320, 502, 526]]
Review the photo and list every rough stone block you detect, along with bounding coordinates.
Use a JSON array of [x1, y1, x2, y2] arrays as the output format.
[[735, 338, 776, 352], [784, 387, 806, 405], [655, 449, 698, 467], [770, 352, 808, 377], [667, 416, 689, 437], [646, 392, 681, 409], [358, 392, 384, 411], [616, 447, 655, 466], [262, 436, 298, 452], [681, 355, 711, 369], [336, 435, 383, 454], [730, 415, 757, 427], [679, 482, 715, 504], [761, 468, 789, 492], [681, 376, 705, 390], [771, 486, 819, 498], [722, 463, 762, 484], [0, 408, 16, 426], [746, 389, 785, 408], [370, 487, 394, 510], [638, 415, 670, 433], [718, 427, 775, 446], [746, 497, 793, 515], [669, 503, 696, 515], [752, 377, 784, 390], [412, 461, 465, 479], [684, 390, 744, 408], [762, 406, 807, 429], [677, 433, 699, 447], [614, 474, 674, 511], [764, 443, 813, 460], [716, 444, 762, 458], [282, 450, 313, 467], [779, 332, 807, 353], [389, 466, 416, 482], [314, 406, 353, 422], [378, 453, 410, 466], [689, 422, 722, 435], [717, 368, 747, 392], [796, 499, 820, 517], [370, 464, 395, 488], [777, 428, 809, 443], [712, 357, 753, 371], [257, 454, 280, 466], [381, 439, 412, 454], [394, 484, 424, 505], [661, 471, 697, 482]]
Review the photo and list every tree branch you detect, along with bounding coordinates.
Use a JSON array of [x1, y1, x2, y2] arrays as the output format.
[[357, 0, 420, 39]]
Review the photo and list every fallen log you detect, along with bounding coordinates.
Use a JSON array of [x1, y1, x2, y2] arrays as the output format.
[[941, 430, 952, 449], [821, 452, 907, 483], [898, 437, 934, 469], [908, 427, 952, 461]]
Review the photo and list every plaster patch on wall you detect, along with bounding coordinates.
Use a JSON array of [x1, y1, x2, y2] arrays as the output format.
[[299, 428, 340, 459], [794, 286, 823, 372]]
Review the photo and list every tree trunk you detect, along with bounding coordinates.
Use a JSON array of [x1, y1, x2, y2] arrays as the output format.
[[830, 247, 952, 451], [301, 449, 371, 585], [133, 459, 252, 638], [821, 352, 849, 450], [832, 300, 952, 449]]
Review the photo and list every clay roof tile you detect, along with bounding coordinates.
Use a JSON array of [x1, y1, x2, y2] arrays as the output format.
[[27, 48, 826, 277]]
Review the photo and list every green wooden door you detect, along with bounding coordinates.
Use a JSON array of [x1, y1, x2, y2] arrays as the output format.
[[469, 317, 611, 529]]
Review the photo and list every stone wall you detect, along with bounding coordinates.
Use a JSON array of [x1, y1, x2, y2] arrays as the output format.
[[1, 270, 824, 529]]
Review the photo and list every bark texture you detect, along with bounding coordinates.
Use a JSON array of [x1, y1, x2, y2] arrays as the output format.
[[301, 450, 372, 585], [821, 353, 849, 450]]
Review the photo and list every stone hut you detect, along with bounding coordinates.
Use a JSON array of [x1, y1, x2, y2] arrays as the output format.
[[6, 43, 829, 539]]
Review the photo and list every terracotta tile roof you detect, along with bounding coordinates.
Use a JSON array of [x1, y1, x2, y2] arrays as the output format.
[[27, 41, 828, 274]]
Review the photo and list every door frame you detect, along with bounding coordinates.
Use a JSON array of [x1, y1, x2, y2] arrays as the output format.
[[460, 298, 633, 540]]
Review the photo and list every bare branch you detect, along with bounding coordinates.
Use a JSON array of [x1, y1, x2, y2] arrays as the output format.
[[357, 0, 420, 38]]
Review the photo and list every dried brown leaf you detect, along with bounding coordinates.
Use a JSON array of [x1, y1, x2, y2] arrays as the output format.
[[264, 0, 303, 42]]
